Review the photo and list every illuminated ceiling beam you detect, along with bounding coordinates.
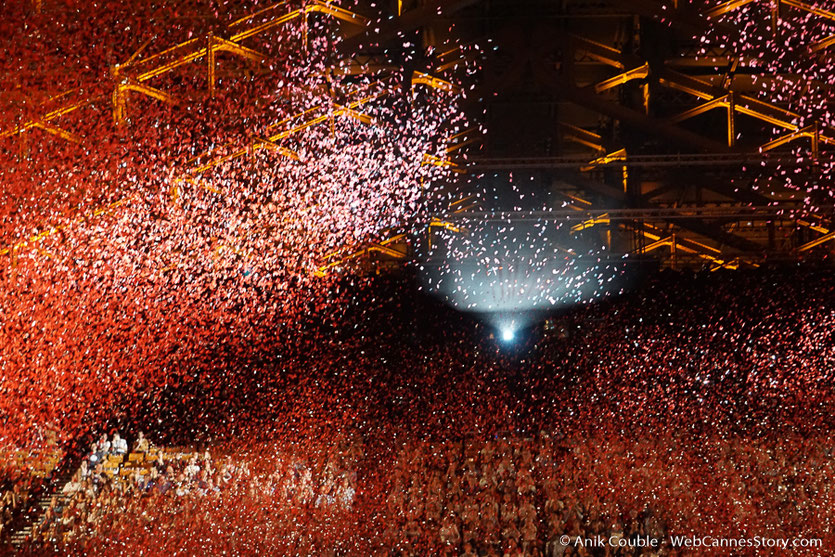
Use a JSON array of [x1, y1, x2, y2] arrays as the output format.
[[571, 213, 610, 233], [212, 36, 268, 62], [411, 71, 462, 93], [642, 236, 673, 253], [228, 1, 293, 28], [429, 219, 465, 233], [31, 121, 83, 144], [617, 0, 738, 37], [316, 233, 409, 276], [306, 1, 370, 25], [798, 230, 835, 252], [569, 39, 826, 146], [187, 81, 394, 179], [0, 197, 134, 258], [796, 219, 829, 235], [559, 123, 604, 153], [704, 0, 757, 18], [557, 82, 727, 152], [593, 63, 649, 93], [658, 69, 820, 137], [668, 95, 729, 123], [133, 48, 208, 82], [122, 81, 179, 105], [423, 154, 465, 173], [0, 95, 100, 140], [811, 34, 835, 52], [450, 195, 479, 213], [229, 10, 304, 42], [580, 148, 626, 171], [634, 224, 746, 269], [121, 38, 201, 74], [570, 35, 625, 69], [782, 0, 835, 21], [759, 124, 817, 152], [445, 127, 482, 153], [337, 0, 484, 56], [337, 106, 376, 125], [4, 1, 368, 139]]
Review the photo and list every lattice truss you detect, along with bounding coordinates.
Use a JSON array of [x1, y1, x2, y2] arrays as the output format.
[[547, 0, 835, 269], [0, 0, 476, 275]]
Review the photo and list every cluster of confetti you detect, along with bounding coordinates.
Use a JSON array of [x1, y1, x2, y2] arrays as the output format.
[[0, 0, 467, 451], [697, 0, 835, 203]]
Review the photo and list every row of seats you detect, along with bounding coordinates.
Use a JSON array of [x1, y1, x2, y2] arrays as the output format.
[[99, 448, 195, 478]]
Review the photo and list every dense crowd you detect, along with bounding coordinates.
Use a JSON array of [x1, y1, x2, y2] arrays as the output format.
[[12, 427, 834, 555], [0, 266, 829, 555], [0, 428, 62, 543]]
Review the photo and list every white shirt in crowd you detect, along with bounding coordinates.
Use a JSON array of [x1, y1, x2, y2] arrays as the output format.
[[112, 434, 128, 455]]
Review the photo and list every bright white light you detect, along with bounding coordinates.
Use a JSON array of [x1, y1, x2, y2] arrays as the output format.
[[501, 327, 515, 342]]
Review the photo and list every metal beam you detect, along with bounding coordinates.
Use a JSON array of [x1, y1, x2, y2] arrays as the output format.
[[593, 63, 649, 93], [557, 83, 728, 152], [798, 230, 835, 252], [336, 0, 485, 55], [704, 0, 757, 18]]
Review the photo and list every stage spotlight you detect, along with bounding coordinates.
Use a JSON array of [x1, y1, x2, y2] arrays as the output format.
[[501, 327, 515, 342]]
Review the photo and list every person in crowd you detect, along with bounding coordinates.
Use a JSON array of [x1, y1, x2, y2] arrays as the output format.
[[111, 433, 128, 455]]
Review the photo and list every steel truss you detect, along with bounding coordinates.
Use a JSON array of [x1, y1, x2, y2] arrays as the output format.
[[1, 1, 470, 273]]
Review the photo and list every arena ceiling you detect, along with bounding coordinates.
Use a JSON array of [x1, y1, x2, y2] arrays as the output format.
[[3, 0, 834, 272]]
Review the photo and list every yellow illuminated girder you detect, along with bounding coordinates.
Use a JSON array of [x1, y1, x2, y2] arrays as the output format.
[[796, 219, 829, 235], [0, 94, 101, 140], [811, 34, 835, 52], [704, 0, 757, 18], [429, 219, 465, 233], [580, 148, 626, 171], [759, 124, 819, 155], [112, 79, 179, 124], [315, 233, 409, 276], [305, 1, 370, 25], [572, 34, 833, 148], [317, 197, 479, 278], [411, 72, 462, 94], [642, 236, 674, 253], [593, 63, 649, 93], [229, 0, 368, 43], [782, 0, 835, 21], [426, 219, 468, 250], [669, 95, 729, 124], [31, 121, 83, 144], [187, 70, 464, 187], [570, 36, 625, 69], [704, 0, 835, 21], [229, 1, 293, 28], [253, 138, 301, 160], [560, 123, 605, 153], [0, 197, 135, 258], [445, 128, 482, 153], [450, 195, 478, 213], [5, 1, 370, 135], [635, 224, 746, 270], [798, 230, 835, 252], [423, 154, 465, 173], [571, 213, 610, 233], [185, 81, 389, 179], [562, 192, 593, 210]]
